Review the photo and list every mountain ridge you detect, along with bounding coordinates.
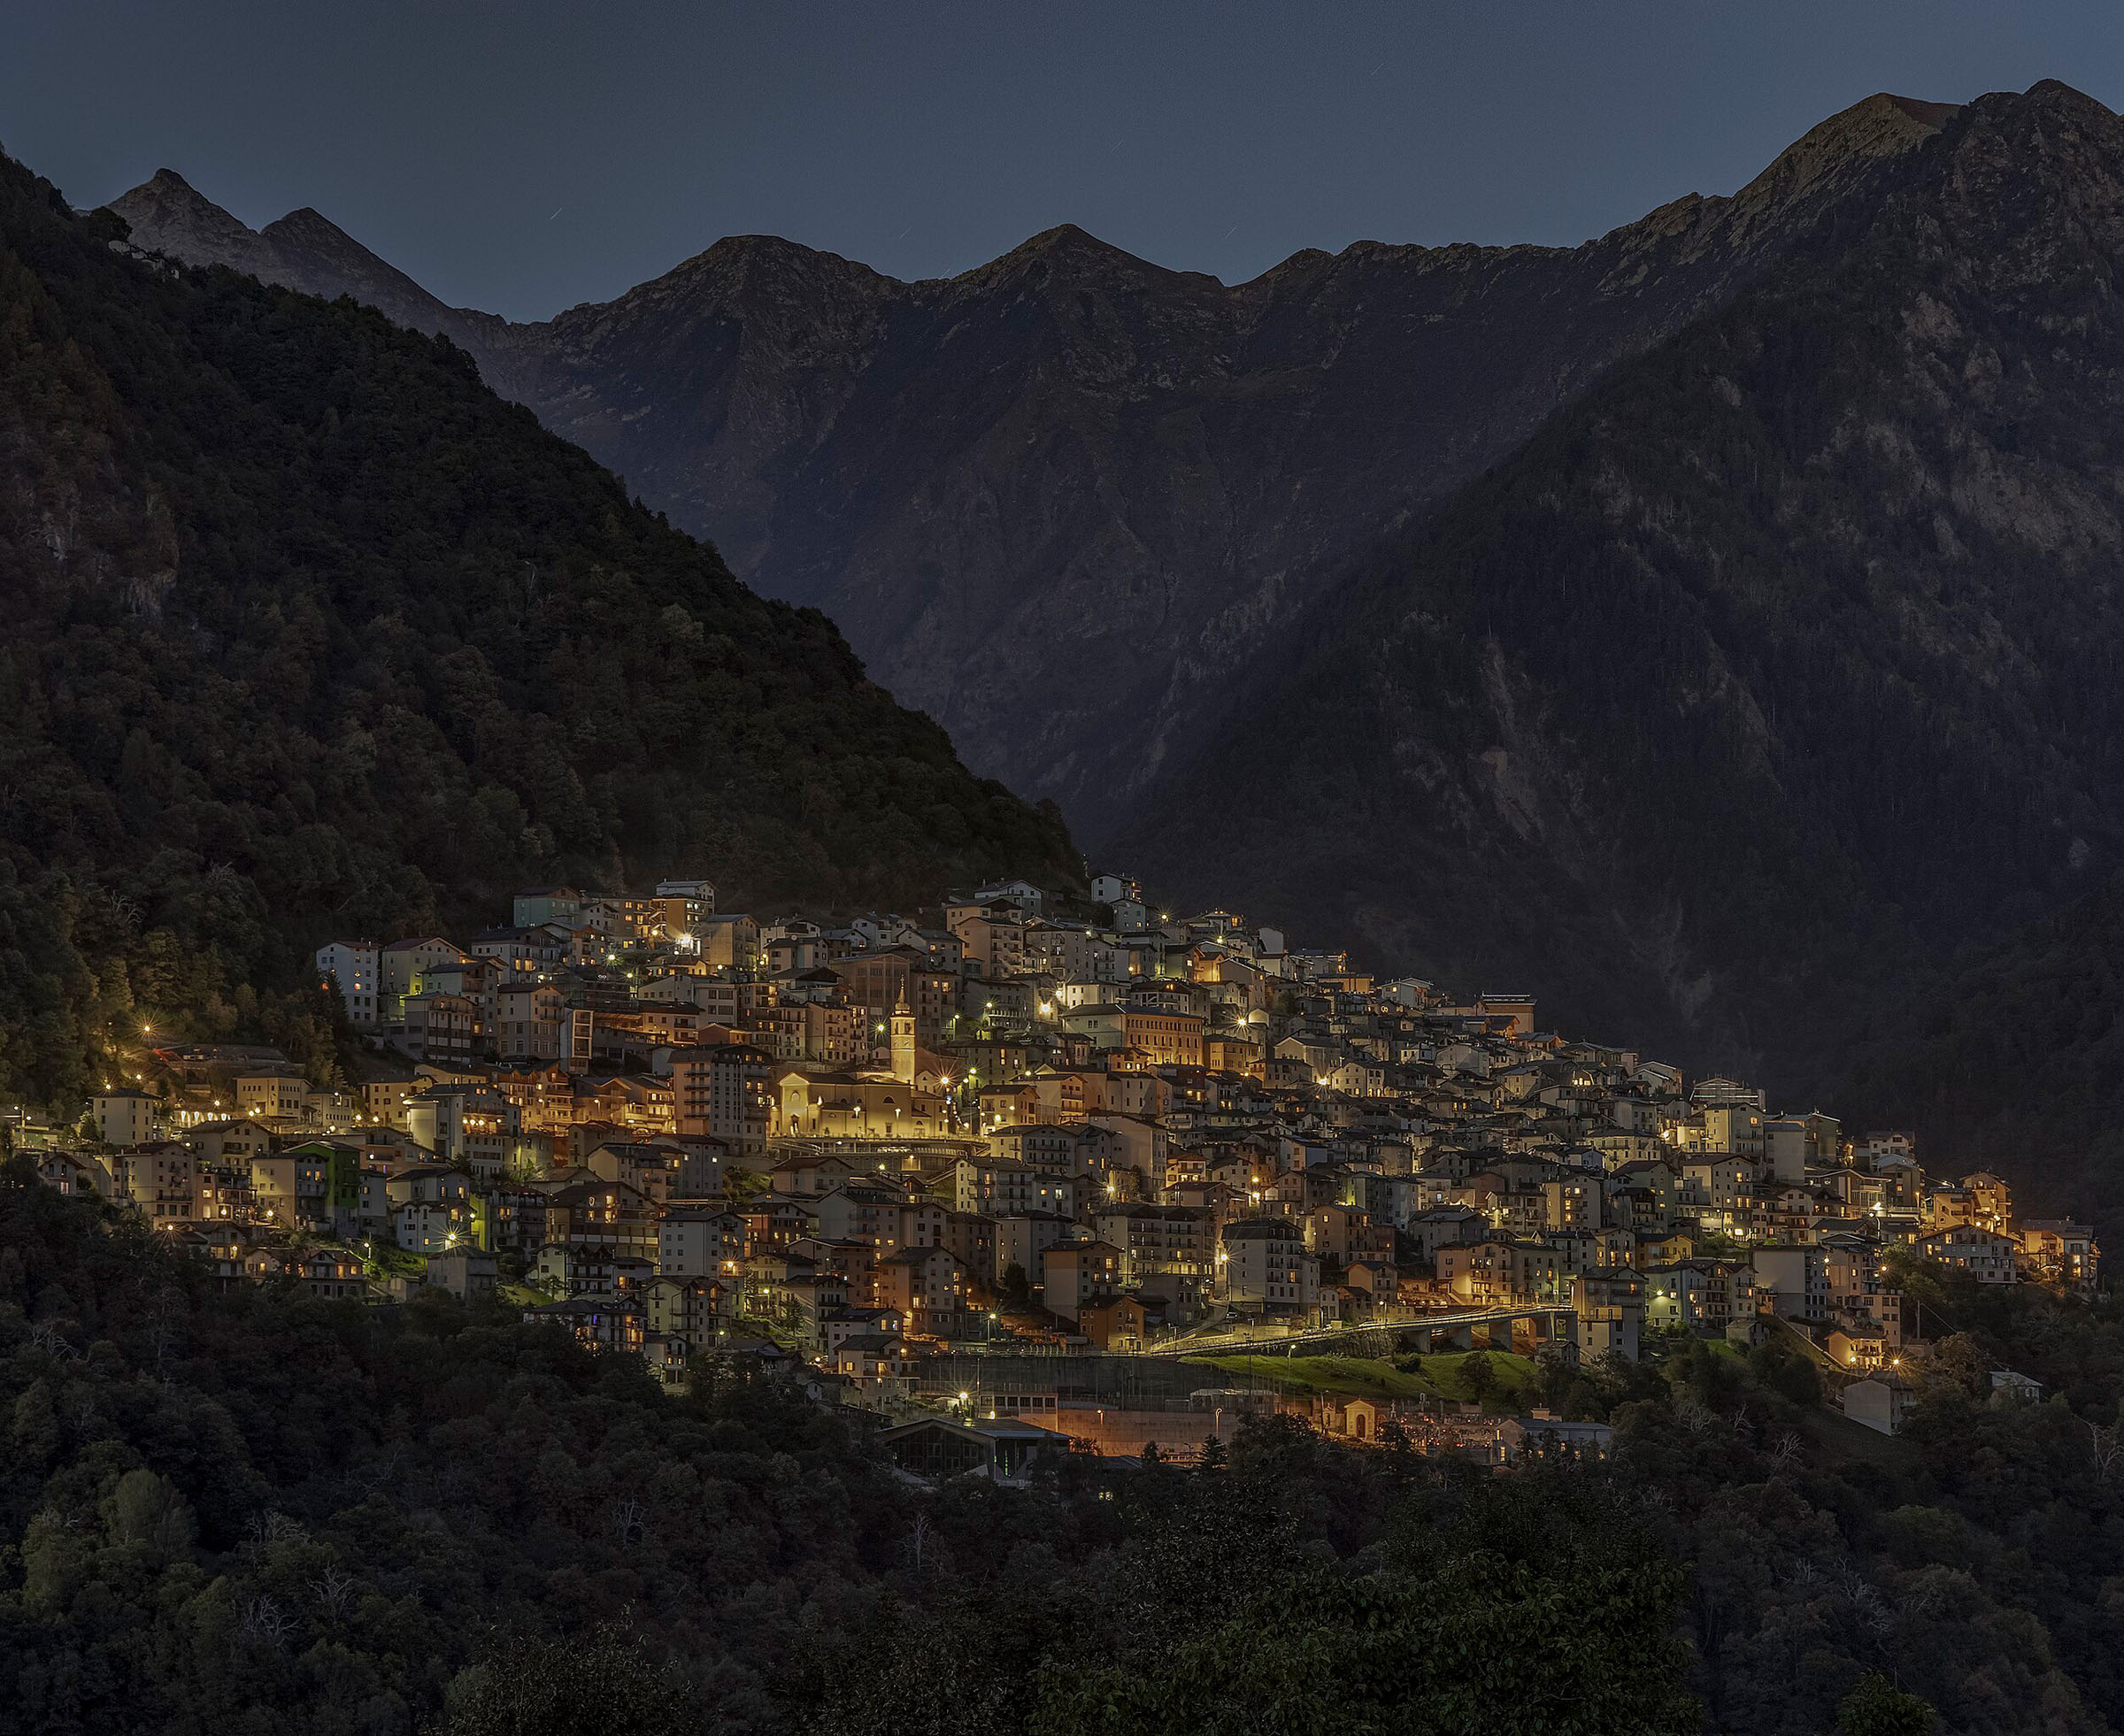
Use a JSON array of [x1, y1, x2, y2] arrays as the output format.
[[106, 169, 493, 346], [102, 88, 1958, 834], [1117, 80, 2124, 1140], [109, 87, 1956, 304]]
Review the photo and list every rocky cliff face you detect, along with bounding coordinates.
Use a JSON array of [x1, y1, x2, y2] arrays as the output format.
[[104, 95, 1953, 834], [1118, 81, 2124, 1085]]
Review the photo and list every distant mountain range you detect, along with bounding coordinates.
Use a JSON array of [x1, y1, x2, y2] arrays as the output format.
[[97, 83, 2124, 1221], [104, 93, 1954, 839]]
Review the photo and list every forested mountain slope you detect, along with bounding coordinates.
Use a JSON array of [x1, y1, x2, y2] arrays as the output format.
[[7, 1170, 2124, 1736], [1840, 871, 2124, 1227], [0, 151, 1074, 1112], [1117, 81, 2124, 1097], [107, 95, 1956, 831]]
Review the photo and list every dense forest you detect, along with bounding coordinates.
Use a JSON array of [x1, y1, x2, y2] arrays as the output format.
[[1840, 871, 2124, 1243], [0, 147, 1076, 1117], [4, 1164, 2124, 1734]]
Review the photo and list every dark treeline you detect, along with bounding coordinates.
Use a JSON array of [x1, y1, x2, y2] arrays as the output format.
[[4, 1163, 2124, 1734]]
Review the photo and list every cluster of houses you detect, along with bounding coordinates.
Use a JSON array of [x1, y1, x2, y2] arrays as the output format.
[[19, 868, 2098, 1447]]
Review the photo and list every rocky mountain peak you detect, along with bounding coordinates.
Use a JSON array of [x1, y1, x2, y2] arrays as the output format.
[[263, 206, 357, 246], [548, 233, 897, 357], [962, 222, 1176, 290], [100, 177, 484, 348], [1720, 89, 1955, 227], [2021, 77, 2118, 118], [691, 232, 839, 270], [105, 168, 265, 265], [1958, 77, 2121, 170], [1013, 222, 1117, 257], [140, 166, 203, 199], [1884, 94, 1962, 128], [677, 231, 891, 293]]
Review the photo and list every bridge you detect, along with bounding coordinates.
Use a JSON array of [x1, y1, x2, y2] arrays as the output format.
[[1144, 1305, 1574, 1361]]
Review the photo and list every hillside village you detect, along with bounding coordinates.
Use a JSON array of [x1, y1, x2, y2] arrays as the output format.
[[13, 871, 2098, 1463]]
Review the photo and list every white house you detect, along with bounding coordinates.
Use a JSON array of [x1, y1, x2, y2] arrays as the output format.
[[1089, 872, 1141, 908], [1842, 1371, 1915, 1436], [315, 940, 381, 1029], [92, 1087, 158, 1148]]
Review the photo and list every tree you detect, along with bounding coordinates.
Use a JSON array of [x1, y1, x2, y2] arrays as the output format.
[[1032, 1517, 1697, 1736], [721, 1165, 770, 1206], [1380, 1417, 1422, 1484], [104, 1468, 196, 1559], [1745, 1335, 1823, 1408], [441, 1626, 694, 1736], [1459, 1350, 1499, 1406], [1910, 1332, 1988, 1403], [1837, 1673, 1935, 1736]]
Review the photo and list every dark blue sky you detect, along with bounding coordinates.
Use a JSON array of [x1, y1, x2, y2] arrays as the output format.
[[7, 1, 2120, 320]]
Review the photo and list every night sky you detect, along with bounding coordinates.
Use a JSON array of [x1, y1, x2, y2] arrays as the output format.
[[7, 0, 2120, 320]]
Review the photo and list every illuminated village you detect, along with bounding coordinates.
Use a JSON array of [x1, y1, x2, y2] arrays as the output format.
[[18, 872, 2096, 1471]]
